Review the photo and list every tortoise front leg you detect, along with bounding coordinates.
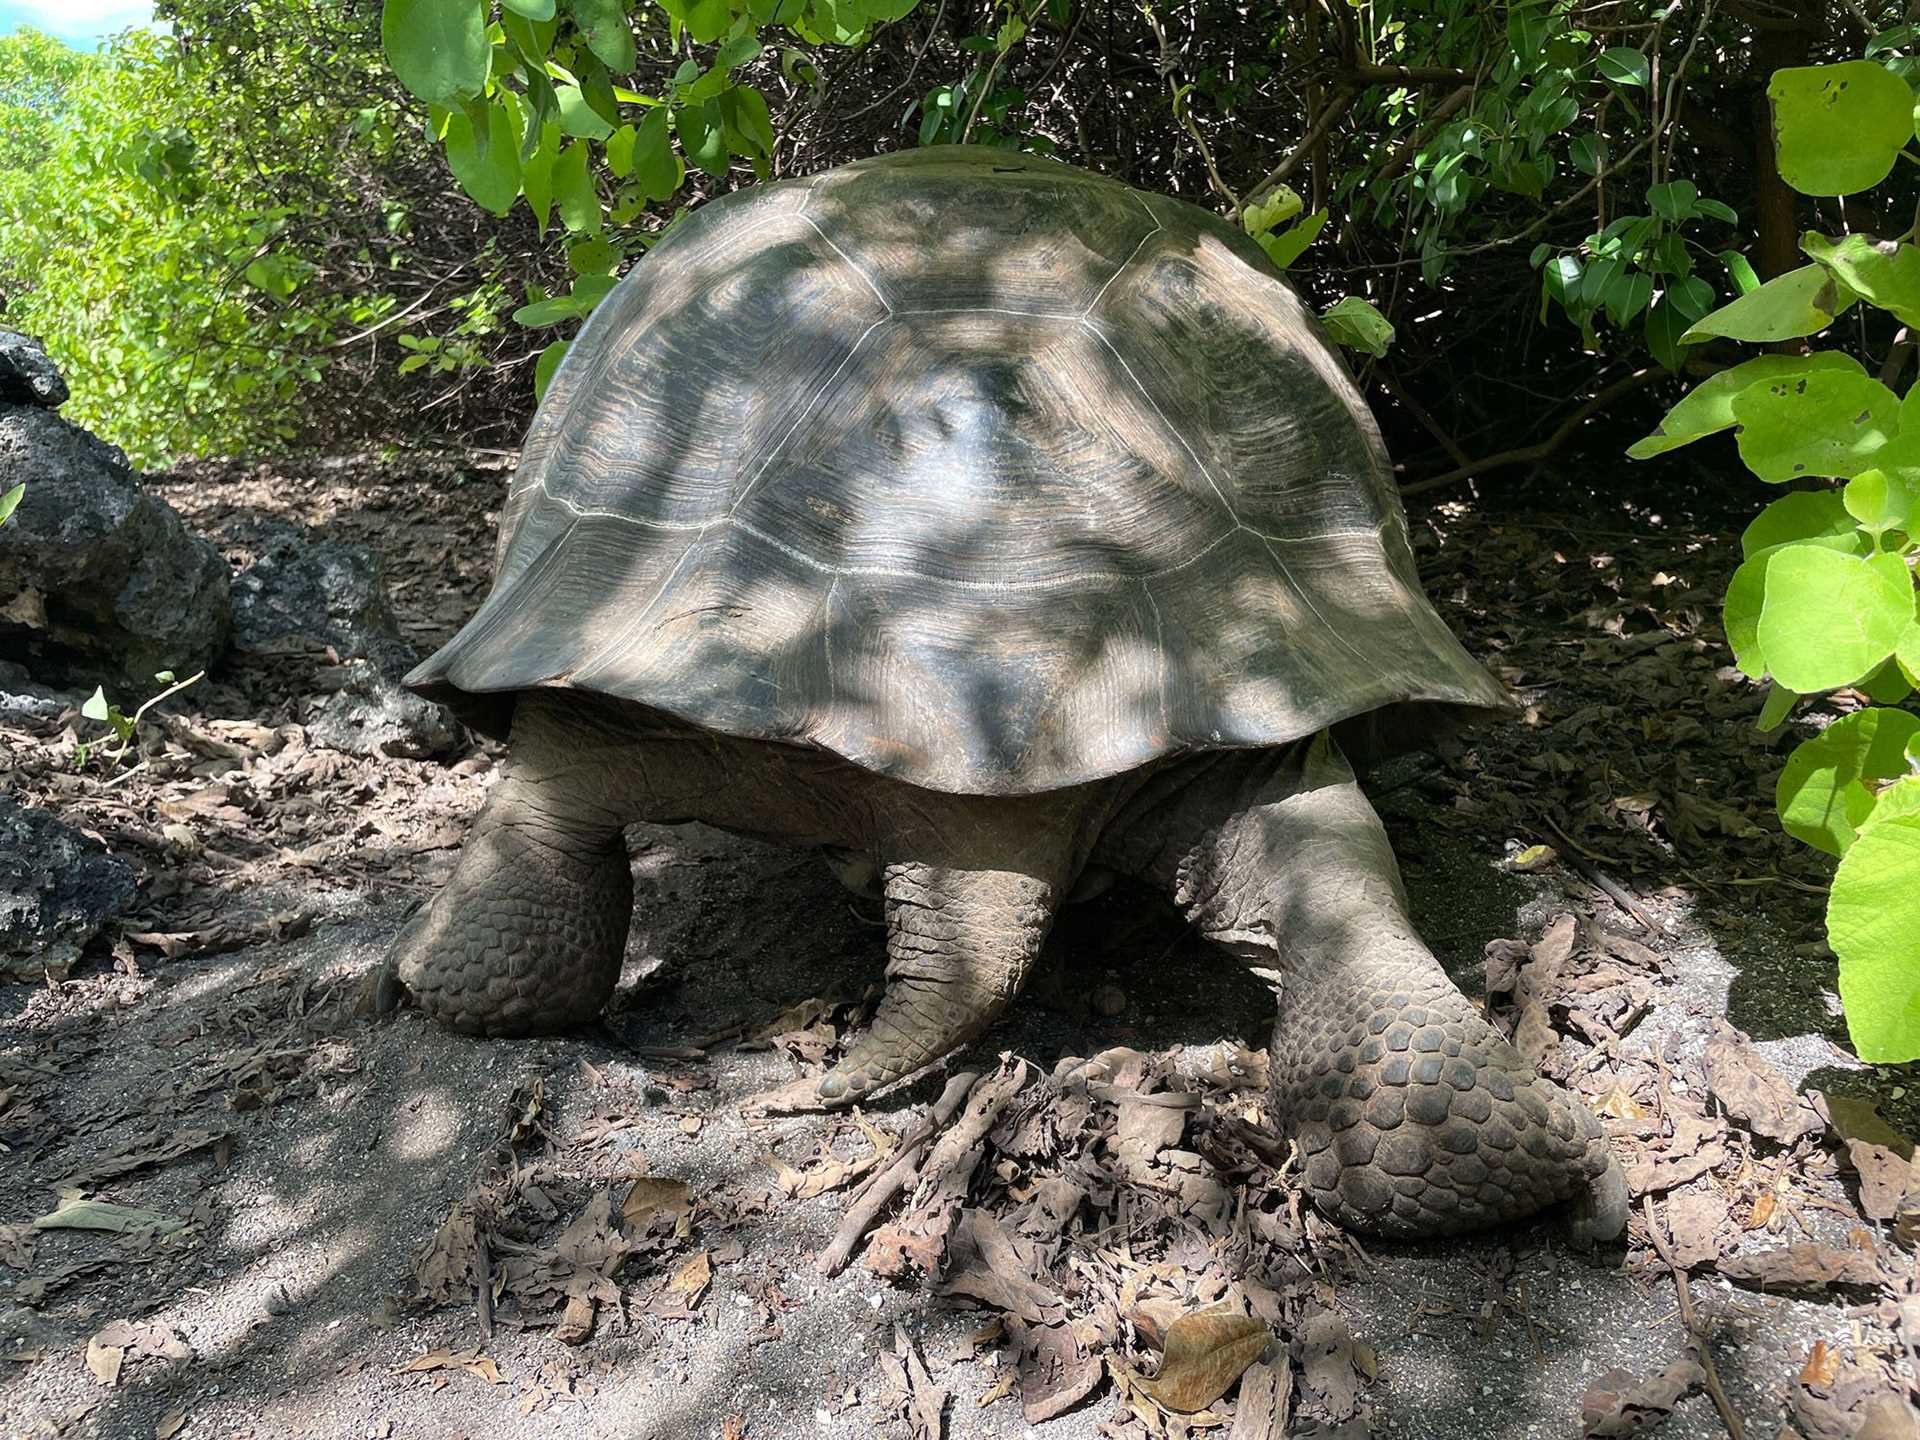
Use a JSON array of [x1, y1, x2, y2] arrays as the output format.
[[1102, 737, 1626, 1241], [761, 788, 1109, 1112], [366, 694, 634, 1034]]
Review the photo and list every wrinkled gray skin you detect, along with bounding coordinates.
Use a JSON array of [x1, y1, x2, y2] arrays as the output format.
[[369, 691, 1627, 1242]]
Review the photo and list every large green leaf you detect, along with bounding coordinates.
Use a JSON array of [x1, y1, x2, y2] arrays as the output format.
[[557, 84, 614, 140], [631, 106, 680, 201], [1863, 776, 1920, 830], [1627, 352, 1862, 459], [1802, 232, 1920, 327], [675, 98, 729, 179], [1769, 61, 1914, 197], [1778, 707, 1920, 855], [534, 338, 571, 401], [1757, 546, 1913, 691], [1723, 555, 1768, 680], [1830, 813, 1920, 1062], [443, 101, 520, 216], [552, 141, 600, 233], [1845, 467, 1916, 536], [568, 0, 636, 72], [520, 118, 559, 233], [1740, 490, 1868, 559], [1321, 296, 1394, 356], [1729, 370, 1898, 482], [381, 0, 489, 106], [1902, 616, 1920, 686], [1679, 264, 1852, 345]]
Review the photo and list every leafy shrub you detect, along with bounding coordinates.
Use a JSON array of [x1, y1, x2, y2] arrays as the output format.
[[0, 24, 413, 464], [1630, 55, 1920, 1061]]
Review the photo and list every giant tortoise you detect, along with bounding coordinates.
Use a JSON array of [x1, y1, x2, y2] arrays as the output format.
[[372, 146, 1626, 1240]]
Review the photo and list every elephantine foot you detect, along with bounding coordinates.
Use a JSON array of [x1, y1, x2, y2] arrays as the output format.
[[1278, 985, 1626, 1242], [364, 815, 633, 1036]]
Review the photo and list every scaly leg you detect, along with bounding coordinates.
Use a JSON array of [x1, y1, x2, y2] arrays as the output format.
[[1101, 736, 1626, 1241], [366, 693, 635, 1034]]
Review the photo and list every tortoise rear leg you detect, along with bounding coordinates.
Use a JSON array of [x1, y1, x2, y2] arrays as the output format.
[[364, 695, 633, 1035], [1102, 736, 1627, 1242]]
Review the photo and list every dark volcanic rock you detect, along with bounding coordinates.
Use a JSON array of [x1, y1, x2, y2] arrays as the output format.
[[0, 330, 69, 409], [228, 520, 419, 679], [306, 658, 463, 759], [0, 794, 137, 980], [0, 405, 231, 693]]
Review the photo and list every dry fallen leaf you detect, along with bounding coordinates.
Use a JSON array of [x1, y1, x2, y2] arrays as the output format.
[[1582, 1359, 1706, 1436], [1801, 1340, 1841, 1388], [155, 1406, 187, 1439], [1704, 1025, 1820, 1144], [397, 1347, 504, 1384], [666, 1250, 712, 1307], [1138, 1308, 1270, 1414], [621, 1176, 691, 1232], [1718, 1244, 1884, 1292], [34, 1196, 185, 1235]]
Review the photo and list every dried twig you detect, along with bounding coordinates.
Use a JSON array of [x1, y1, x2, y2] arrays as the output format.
[[817, 1069, 980, 1276], [1641, 1195, 1747, 1440]]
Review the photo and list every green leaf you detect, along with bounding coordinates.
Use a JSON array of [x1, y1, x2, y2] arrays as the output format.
[[443, 101, 521, 216], [1719, 250, 1761, 295], [567, 236, 620, 274], [1902, 616, 1920, 687], [1769, 61, 1915, 197], [1758, 546, 1914, 691], [1861, 657, 1915, 704], [512, 296, 583, 326], [1778, 707, 1920, 855], [1801, 232, 1920, 328], [1646, 179, 1697, 222], [1863, 776, 1920, 830], [1258, 209, 1327, 270], [605, 122, 636, 177], [1730, 369, 1898, 482], [535, 338, 570, 401], [1741, 490, 1870, 559], [1757, 682, 1799, 730], [0, 483, 21, 527], [1724, 555, 1768, 679], [501, 0, 554, 16], [631, 106, 680, 201], [1845, 467, 1915, 535], [1627, 352, 1862, 459], [568, 0, 636, 73], [1643, 295, 1689, 371], [1320, 296, 1394, 356], [1597, 46, 1649, 87], [720, 84, 775, 161], [521, 118, 558, 233], [381, 0, 489, 106], [1829, 813, 1920, 1062], [1679, 264, 1852, 345], [675, 98, 728, 178], [557, 84, 615, 140], [552, 141, 600, 233]]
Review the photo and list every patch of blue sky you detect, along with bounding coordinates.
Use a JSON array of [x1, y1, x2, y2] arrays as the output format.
[[0, 0, 164, 51]]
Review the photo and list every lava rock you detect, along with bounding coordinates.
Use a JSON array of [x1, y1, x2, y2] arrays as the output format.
[[0, 794, 137, 980], [227, 520, 418, 679], [0, 659, 78, 724], [305, 658, 462, 759], [0, 330, 69, 409], [0, 406, 231, 693]]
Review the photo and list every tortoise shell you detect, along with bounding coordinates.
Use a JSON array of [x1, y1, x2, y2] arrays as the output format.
[[407, 146, 1511, 795]]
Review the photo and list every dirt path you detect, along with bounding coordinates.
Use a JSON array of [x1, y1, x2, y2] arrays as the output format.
[[3, 456, 1915, 1439]]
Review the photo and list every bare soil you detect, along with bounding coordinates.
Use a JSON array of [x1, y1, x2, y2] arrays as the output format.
[[3, 454, 1916, 1440]]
